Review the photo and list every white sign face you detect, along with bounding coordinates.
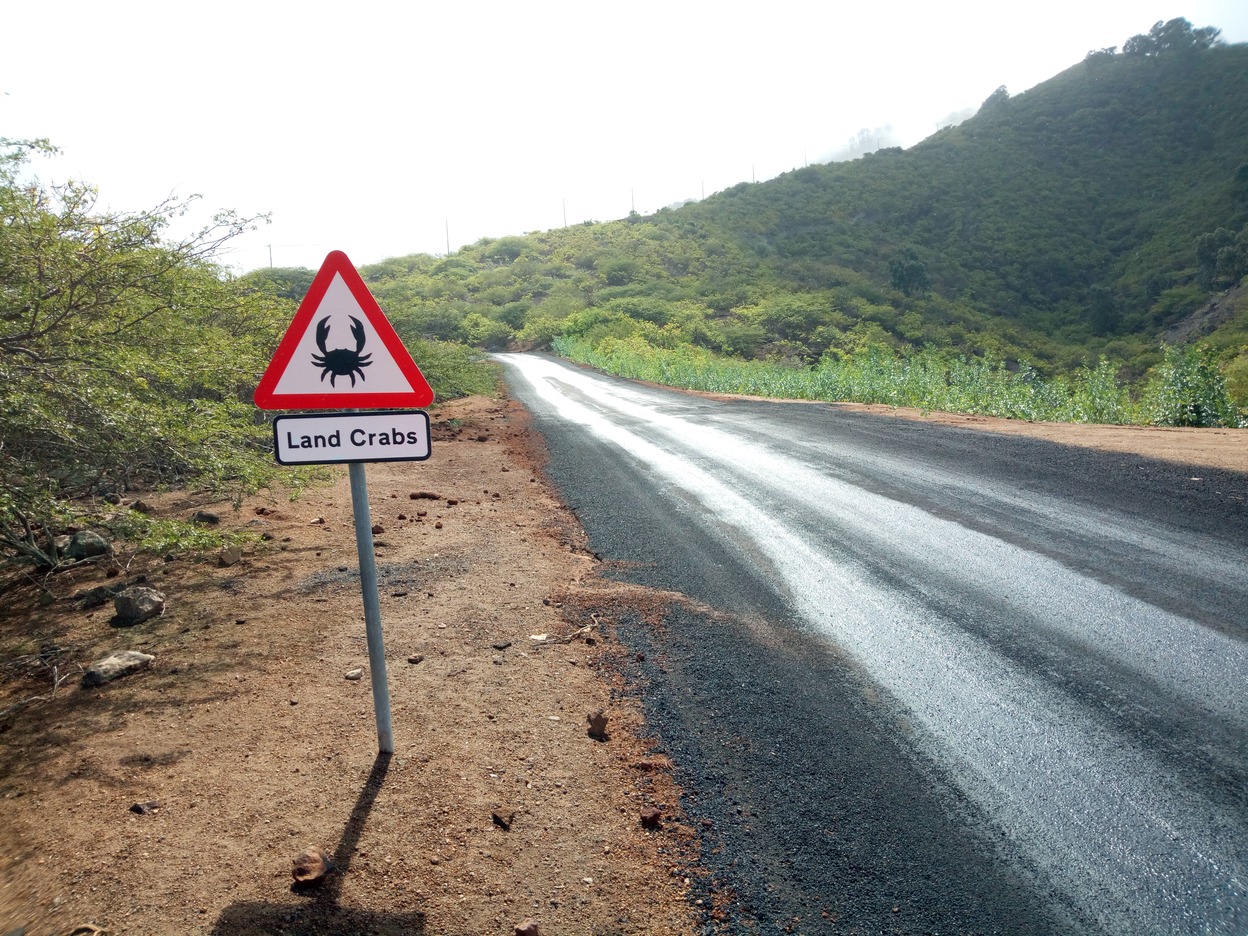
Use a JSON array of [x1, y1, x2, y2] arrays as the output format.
[[273, 411, 431, 465], [270, 273, 419, 397]]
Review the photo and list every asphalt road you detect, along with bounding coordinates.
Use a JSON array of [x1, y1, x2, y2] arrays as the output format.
[[497, 353, 1248, 935]]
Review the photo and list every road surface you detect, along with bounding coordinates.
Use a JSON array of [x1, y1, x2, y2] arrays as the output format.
[[498, 352, 1248, 935]]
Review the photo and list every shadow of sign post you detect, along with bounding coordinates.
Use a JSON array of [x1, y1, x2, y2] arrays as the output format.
[[210, 753, 426, 935]]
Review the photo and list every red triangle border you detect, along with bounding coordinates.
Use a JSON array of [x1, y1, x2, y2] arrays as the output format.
[[253, 250, 434, 410]]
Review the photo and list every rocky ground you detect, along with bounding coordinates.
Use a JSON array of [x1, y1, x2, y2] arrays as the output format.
[[1, 387, 1242, 936]]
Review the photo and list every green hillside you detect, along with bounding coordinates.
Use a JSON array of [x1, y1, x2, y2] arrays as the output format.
[[342, 20, 1247, 420]]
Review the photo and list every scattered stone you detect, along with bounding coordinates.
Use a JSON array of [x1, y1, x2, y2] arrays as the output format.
[[129, 800, 160, 815], [190, 510, 220, 525], [254, 506, 272, 515], [492, 657, 505, 666], [407, 654, 425, 665], [291, 845, 333, 885], [409, 491, 439, 500], [217, 545, 243, 567], [491, 641, 512, 651], [289, 698, 298, 705], [310, 517, 326, 525], [371, 524, 385, 535], [476, 434, 490, 443], [492, 810, 514, 831], [113, 586, 166, 626], [586, 709, 609, 741], [38, 591, 55, 607], [392, 590, 409, 598], [434, 521, 443, 530], [446, 499, 459, 506], [81, 650, 155, 688], [103, 492, 123, 505], [514, 919, 542, 936], [131, 500, 153, 514], [640, 806, 663, 830], [66, 530, 111, 560], [344, 668, 364, 681]]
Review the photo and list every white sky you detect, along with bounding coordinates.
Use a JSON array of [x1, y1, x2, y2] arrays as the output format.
[[4, 1, 1247, 274]]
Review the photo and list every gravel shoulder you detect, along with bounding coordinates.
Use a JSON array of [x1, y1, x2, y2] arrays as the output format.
[[1, 386, 1242, 936]]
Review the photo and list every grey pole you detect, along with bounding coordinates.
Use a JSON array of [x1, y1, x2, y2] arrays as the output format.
[[348, 460, 394, 753]]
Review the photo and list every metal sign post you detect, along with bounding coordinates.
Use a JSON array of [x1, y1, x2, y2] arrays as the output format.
[[348, 461, 393, 754], [254, 250, 436, 756]]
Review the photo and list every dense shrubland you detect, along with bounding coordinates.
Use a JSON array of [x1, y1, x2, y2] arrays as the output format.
[[0, 140, 492, 567]]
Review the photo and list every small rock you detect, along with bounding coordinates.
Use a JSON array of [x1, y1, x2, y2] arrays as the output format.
[[129, 800, 160, 815], [81, 650, 155, 688], [371, 524, 385, 535], [515, 919, 542, 936], [291, 845, 333, 884], [491, 641, 512, 651], [37, 591, 55, 607], [434, 521, 443, 530], [446, 499, 459, 506], [190, 510, 220, 525], [310, 517, 326, 525], [409, 491, 439, 500], [103, 492, 123, 505], [492, 811, 514, 831], [407, 654, 425, 665], [640, 806, 663, 830], [113, 586, 166, 626], [131, 499, 153, 513], [587, 709, 609, 741], [344, 668, 364, 681], [217, 545, 243, 567], [66, 530, 111, 560]]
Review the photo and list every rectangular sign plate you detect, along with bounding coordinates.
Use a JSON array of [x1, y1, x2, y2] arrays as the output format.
[[272, 411, 431, 465]]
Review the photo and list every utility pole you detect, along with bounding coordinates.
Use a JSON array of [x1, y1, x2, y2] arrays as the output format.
[[445, 220, 450, 256], [267, 244, 273, 268]]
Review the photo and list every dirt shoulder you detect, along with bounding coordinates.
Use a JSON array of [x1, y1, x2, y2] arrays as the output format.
[[0, 395, 698, 936], [1, 391, 1242, 936], [838, 402, 1247, 473]]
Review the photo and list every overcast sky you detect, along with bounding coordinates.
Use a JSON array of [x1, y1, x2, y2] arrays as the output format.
[[5, 1, 1247, 274]]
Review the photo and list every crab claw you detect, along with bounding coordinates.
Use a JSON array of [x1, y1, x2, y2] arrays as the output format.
[[315, 316, 331, 355], [349, 316, 366, 353]]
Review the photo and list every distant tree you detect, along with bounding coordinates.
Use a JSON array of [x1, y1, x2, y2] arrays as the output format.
[[1084, 46, 1118, 64], [1087, 285, 1120, 335], [978, 85, 1010, 115], [889, 248, 929, 296], [1124, 18, 1222, 58]]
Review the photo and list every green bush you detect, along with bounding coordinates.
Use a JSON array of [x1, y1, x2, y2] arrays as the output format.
[[1141, 344, 1241, 427]]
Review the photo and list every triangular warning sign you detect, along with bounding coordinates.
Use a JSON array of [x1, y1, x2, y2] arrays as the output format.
[[254, 250, 434, 410]]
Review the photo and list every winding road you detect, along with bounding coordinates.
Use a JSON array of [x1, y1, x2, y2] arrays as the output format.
[[498, 352, 1248, 935]]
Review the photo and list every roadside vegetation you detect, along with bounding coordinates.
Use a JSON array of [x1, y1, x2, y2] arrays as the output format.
[[0, 139, 493, 569]]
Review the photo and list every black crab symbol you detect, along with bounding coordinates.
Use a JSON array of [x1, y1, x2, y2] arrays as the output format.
[[310, 315, 373, 387]]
